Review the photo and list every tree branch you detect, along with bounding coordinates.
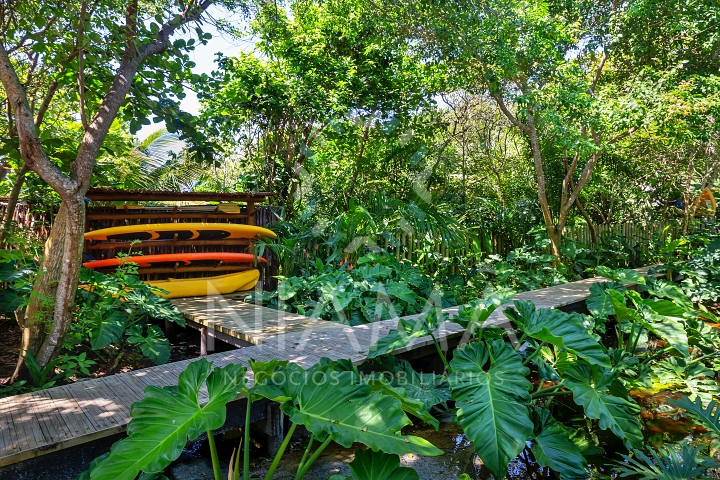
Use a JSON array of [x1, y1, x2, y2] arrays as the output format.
[[590, 51, 607, 95], [0, 44, 74, 194], [77, 0, 89, 130], [608, 127, 637, 145], [35, 78, 59, 127], [73, 0, 214, 188], [491, 93, 531, 134]]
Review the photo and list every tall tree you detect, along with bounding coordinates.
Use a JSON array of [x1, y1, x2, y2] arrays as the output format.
[[199, 0, 438, 217], [376, 0, 718, 256], [0, 0, 248, 379]]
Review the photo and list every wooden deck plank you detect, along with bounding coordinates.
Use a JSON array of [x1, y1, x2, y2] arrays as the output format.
[[0, 268, 652, 467], [171, 293, 343, 345]]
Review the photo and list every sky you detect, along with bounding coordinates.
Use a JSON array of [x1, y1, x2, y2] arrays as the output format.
[[136, 6, 255, 141]]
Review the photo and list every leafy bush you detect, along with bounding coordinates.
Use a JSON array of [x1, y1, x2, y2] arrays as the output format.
[[79, 357, 439, 480], [247, 253, 454, 324], [365, 264, 720, 479], [69, 265, 186, 364]]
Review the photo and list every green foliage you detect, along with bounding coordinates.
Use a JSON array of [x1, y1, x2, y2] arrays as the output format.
[[455, 291, 514, 338], [72, 266, 185, 364], [562, 363, 643, 450], [0, 244, 38, 314], [530, 410, 588, 480], [368, 308, 447, 358], [330, 449, 419, 480], [82, 359, 247, 480], [253, 361, 442, 456], [653, 358, 720, 404], [448, 340, 533, 479], [670, 396, 720, 446], [616, 443, 720, 480], [19, 351, 96, 390], [250, 254, 449, 325], [505, 301, 611, 368]]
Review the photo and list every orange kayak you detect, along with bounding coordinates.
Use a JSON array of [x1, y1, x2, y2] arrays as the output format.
[[83, 252, 267, 269]]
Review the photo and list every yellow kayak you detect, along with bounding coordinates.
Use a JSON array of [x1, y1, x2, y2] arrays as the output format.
[[85, 223, 276, 241], [145, 270, 260, 298]]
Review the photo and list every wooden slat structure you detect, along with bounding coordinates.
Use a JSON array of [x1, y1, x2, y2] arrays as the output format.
[[170, 292, 346, 349], [0, 270, 650, 468], [82, 188, 275, 281]]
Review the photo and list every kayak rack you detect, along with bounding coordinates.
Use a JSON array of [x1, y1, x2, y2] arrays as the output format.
[[82, 188, 276, 283]]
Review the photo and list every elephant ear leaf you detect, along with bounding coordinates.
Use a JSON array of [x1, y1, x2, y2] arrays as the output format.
[[449, 339, 533, 479], [271, 363, 442, 456], [596, 266, 646, 285], [563, 363, 643, 450], [510, 304, 611, 368], [127, 325, 171, 364], [530, 410, 588, 480], [86, 359, 247, 480], [89, 307, 126, 350], [343, 449, 420, 480], [368, 309, 447, 358], [586, 282, 625, 318], [670, 396, 720, 446], [365, 374, 439, 430], [455, 290, 514, 336]]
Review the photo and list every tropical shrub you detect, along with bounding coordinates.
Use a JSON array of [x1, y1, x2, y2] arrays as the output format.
[[69, 265, 186, 365], [366, 265, 720, 479], [247, 253, 454, 324], [78, 357, 440, 480]]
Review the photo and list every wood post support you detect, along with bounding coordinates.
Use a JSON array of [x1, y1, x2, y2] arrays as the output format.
[[262, 402, 285, 456], [199, 326, 207, 356]]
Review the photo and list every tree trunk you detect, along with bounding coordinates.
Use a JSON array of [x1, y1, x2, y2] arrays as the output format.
[[575, 196, 599, 244], [12, 195, 85, 382], [0, 163, 29, 244], [548, 225, 563, 260]]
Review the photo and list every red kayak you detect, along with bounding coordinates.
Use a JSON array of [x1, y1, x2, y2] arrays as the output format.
[[83, 252, 267, 269]]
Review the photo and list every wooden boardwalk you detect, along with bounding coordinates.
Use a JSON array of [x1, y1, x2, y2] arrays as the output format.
[[171, 292, 346, 348], [0, 270, 648, 467]]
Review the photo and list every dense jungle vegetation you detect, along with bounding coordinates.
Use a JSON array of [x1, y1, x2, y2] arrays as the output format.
[[2, 0, 720, 478]]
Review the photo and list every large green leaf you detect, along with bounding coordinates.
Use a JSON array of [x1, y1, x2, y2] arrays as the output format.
[[562, 364, 643, 450], [505, 301, 610, 368], [530, 410, 588, 480], [391, 361, 450, 411], [366, 375, 439, 429], [586, 282, 626, 318], [653, 357, 720, 404], [646, 279, 696, 313], [596, 266, 646, 285], [368, 308, 446, 358], [670, 396, 720, 449], [127, 325, 171, 364], [87, 359, 247, 480], [610, 290, 689, 356], [254, 361, 442, 456], [329, 448, 420, 480], [455, 290, 515, 337], [449, 340, 533, 479], [90, 307, 126, 350]]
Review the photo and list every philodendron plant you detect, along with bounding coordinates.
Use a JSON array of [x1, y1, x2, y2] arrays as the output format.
[[77, 357, 441, 480], [366, 267, 720, 479]]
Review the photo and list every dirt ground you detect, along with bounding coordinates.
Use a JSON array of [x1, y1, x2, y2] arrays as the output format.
[[0, 318, 208, 388]]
